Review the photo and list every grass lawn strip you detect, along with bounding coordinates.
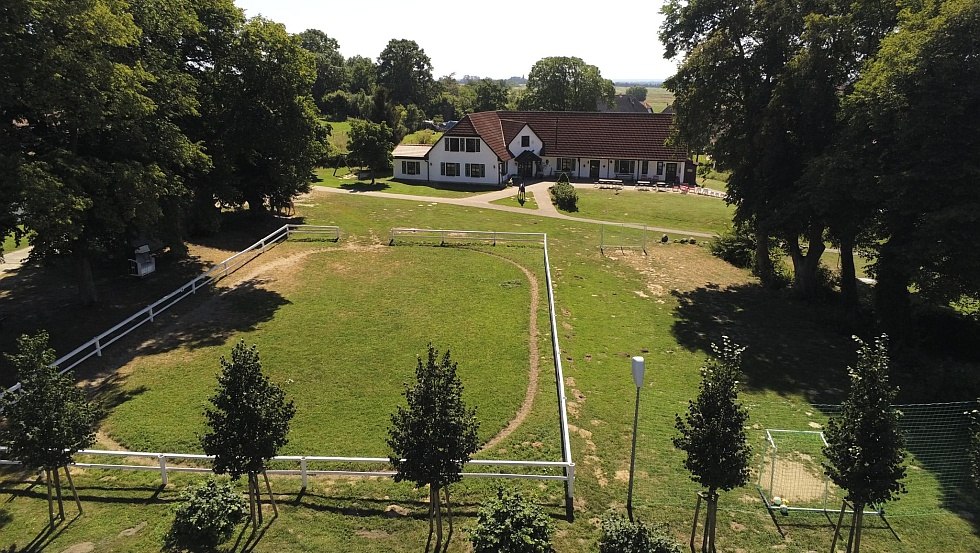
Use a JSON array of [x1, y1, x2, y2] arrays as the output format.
[[574, 188, 735, 236], [314, 167, 501, 198]]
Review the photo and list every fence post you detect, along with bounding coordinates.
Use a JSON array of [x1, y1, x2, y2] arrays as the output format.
[[565, 462, 575, 521], [95, 339, 102, 357], [148, 305, 154, 322], [158, 455, 169, 487], [441, 230, 446, 245], [300, 457, 308, 491]]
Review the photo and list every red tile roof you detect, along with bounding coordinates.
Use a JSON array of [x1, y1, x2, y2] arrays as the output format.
[[444, 111, 687, 162]]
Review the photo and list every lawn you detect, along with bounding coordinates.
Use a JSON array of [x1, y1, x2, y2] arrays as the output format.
[[314, 167, 502, 198], [490, 193, 538, 210], [614, 86, 674, 113], [1, 190, 977, 553], [2, 227, 28, 254], [324, 120, 350, 153], [573, 188, 735, 235], [99, 245, 543, 458]]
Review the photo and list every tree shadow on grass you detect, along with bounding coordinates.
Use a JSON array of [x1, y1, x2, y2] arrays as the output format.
[[186, 213, 307, 254], [670, 283, 858, 403], [672, 283, 980, 533]]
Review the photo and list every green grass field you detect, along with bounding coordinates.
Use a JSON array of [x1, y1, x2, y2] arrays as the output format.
[[313, 167, 502, 198], [574, 188, 735, 235], [1, 190, 977, 552], [99, 245, 539, 457], [614, 86, 675, 113], [490, 193, 538, 210], [324, 120, 350, 153], [2, 227, 28, 254]]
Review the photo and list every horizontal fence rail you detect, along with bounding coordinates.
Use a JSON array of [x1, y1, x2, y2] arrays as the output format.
[[3, 224, 340, 395], [0, 446, 571, 490], [389, 227, 545, 246]]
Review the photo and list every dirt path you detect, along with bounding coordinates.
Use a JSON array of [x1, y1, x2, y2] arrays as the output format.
[[476, 251, 541, 453]]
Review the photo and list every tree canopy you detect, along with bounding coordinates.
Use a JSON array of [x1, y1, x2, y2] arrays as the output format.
[[472, 78, 510, 113], [518, 56, 614, 112], [376, 39, 435, 109], [347, 119, 393, 184]]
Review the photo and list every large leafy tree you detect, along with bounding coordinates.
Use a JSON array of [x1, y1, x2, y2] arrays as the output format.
[[823, 335, 906, 553], [471, 78, 510, 113], [838, 0, 980, 338], [201, 340, 295, 527], [345, 54, 377, 95], [518, 56, 614, 112], [660, 0, 898, 297], [674, 337, 751, 552], [388, 344, 479, 549], [376, 39, 434, 110], [1, 0, 207, 302], [297, 29, 347, 110], [347, 119, 393, 184], [0, 332, 98, 525]]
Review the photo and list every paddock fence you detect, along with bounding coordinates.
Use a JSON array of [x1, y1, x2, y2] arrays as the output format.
[[387, 227, 575, 515], [3, 224, 340, 395]]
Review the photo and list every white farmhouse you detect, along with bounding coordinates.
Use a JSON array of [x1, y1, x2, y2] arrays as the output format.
[[393, 111, 695, 187]]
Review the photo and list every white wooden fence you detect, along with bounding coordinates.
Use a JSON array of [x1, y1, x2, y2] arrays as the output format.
[[3, 224, 340, 395], [0, 226, 577, 516]]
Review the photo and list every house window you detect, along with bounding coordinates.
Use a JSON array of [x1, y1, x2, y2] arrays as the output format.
[[465, 163, 485, 178], [557, 158, 575, 172], [402, 161, 420, 175], [656, 161, 664, 175], [445, 137, 462, 152], [465, 138, 480, 152], [521, 135, 530, 147], [441, 162, 460, 177], [615, 160, 636, 174], [641, 161, 649, 175]]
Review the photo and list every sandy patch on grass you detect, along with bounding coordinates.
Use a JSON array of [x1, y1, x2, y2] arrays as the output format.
[[608, 245, 751, 295]]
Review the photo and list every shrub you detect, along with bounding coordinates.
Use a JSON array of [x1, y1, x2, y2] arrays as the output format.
[[708, 226, 755, 268], [167, 479, 247, 552], [468, 487, 554, 553], [550, 179, 578, 212], [598, 514, 682, 553]]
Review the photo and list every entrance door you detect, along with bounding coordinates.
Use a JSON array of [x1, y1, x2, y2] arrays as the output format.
[[589, 160, 600, 180], [665, 162, 678, 184], [518, 162, 533, 178]]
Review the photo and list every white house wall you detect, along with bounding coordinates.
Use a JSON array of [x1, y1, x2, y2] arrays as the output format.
[[507, 125, 543, 157], [427, 136, 501, 185], [393, 157, 430, 181]]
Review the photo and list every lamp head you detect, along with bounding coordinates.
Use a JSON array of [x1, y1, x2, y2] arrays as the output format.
[[631, 356, 645, 388]]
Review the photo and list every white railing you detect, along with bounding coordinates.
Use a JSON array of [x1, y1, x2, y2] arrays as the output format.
[[387, 228, 575, 515], [0, 446, 567, 490], [3, 224, 340, 395], [389, 228, 545, 246]]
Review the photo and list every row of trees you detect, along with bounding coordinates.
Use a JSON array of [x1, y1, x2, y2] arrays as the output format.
[[674, 336, 905, 552], [662, 0, 980, 341], [1, 0, 328, 303]]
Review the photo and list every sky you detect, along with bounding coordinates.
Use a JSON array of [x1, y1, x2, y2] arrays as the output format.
[[234, 0, 679, 82]]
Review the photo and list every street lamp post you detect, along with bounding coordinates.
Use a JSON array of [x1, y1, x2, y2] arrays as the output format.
[[627, 355, 645, 522]]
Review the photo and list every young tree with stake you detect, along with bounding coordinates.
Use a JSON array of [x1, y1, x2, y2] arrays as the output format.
[[0, 332, 97, 525], [388, 344, 479, 549], [673, 337, 751, 553], [823, 335, 906, 553], [201, 340, 295, 527]]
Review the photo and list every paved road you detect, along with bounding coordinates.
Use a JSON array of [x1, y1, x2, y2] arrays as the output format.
[[0, 246, 30, 276], [313, 181, 717, 238]]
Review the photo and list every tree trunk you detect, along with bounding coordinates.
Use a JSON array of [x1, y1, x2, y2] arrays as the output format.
[[52, 465, 65, 521], [161, 196, 188, 258], [839, 233, 858, 310], [64, 465, 82, 514], [245, 191, 267, 217], [252, 473, 263, 525], [787, 225, 827, 299], [873, 239, 912, 343], [263, 471, 278, 517], [45, 469, 55, 525], [852, 505, 864, 553], [370, 170, 376, 185], [247, 474, 257, 527], [705, 493, 718, 553], [74, 252, 98, 305], [443, 486, 453, 535], [753, 227, 777, 287], [427, 487, 435, 545], [433, 484, 443, 548]]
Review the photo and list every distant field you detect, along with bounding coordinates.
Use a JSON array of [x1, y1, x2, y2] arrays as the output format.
[[2, 227, 27, 254], [324, 120, 351, 153], [614, 86, 674, 112]]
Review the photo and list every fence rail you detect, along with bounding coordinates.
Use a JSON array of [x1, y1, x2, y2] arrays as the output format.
[[389, 228, 545, 246], [3, 224, 340, 395], [0, 446, 568, 490]]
